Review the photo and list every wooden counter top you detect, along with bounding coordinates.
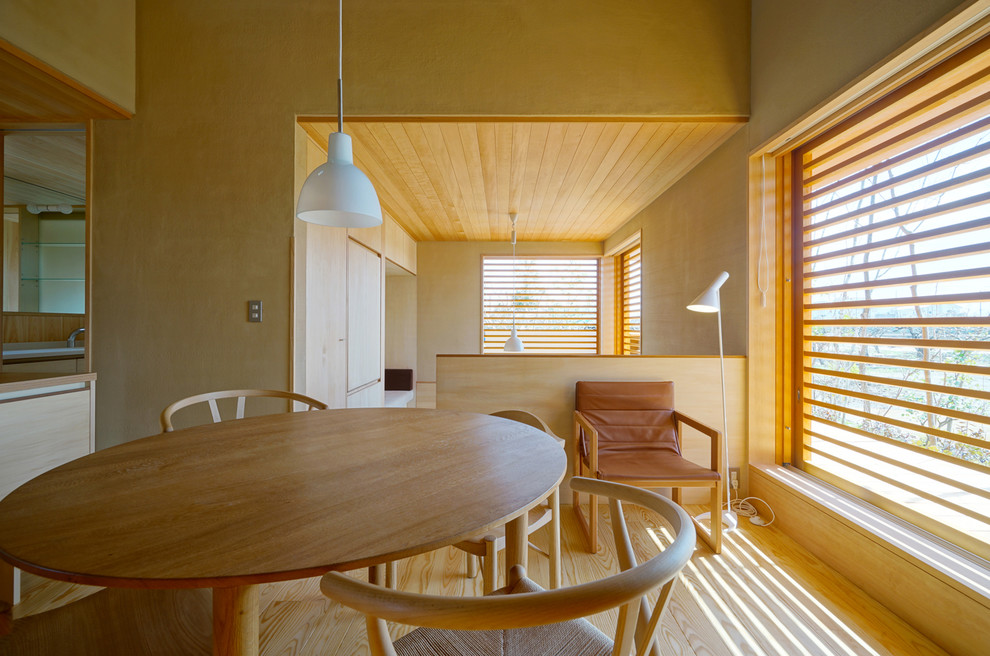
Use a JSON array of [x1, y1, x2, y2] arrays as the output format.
[[0, 372, 96, 395]]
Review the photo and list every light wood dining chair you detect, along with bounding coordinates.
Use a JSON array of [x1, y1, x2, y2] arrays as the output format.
[[321, 477, 696, 656], [159, 388, 328, 432], [452, 410, 564, 594]]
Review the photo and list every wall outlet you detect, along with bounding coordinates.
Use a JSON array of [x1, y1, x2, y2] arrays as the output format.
[[729, 467, 740, 490], [248, 300, 263, 322]]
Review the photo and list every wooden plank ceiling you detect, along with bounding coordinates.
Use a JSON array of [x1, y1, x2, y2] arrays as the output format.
[[299, 119, 742, 242], [2, 132, 86, 206]]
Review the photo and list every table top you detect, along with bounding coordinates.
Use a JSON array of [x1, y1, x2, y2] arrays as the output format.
[[0, 408, 566, 589]]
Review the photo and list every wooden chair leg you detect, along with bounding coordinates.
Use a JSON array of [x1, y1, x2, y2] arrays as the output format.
[[482, 538, 497, 595], [466, 552, 478, 578], [711, 483, 723, 555], [589, 491, 599, 553], [671, 487, 682, 506], [385, 560, 398, 589], [549, 487, 561, 589]]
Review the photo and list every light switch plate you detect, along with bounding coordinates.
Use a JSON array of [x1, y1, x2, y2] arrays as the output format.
[[248, 300, 263, 322]]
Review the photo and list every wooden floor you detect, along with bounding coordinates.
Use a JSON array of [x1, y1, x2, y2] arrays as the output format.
[[8, 504, 948, 656]]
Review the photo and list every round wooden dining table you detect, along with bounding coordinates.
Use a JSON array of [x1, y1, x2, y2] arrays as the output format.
[[0, 407, 567, 656]]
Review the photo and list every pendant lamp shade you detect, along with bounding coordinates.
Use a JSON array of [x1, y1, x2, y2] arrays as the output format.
[[687, 271, 729, 313], [504, 326, 525, 352], [295, 0, 382, 229], [503, 213, 525, 352], [297, 132, 382, 228]]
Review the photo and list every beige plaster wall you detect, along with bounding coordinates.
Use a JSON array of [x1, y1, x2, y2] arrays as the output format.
[[749, 0, 968, 147], [91, 0, 747, 446], [0, 0, 135, 112], [416, 241, 602, 383], [604, 129, 749, 357]]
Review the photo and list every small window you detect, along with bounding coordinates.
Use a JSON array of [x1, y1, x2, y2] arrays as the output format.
[[482, 256, 600, 354], [616, 242, 642, 355]]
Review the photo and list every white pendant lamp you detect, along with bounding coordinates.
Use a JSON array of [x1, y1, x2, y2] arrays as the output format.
[[296, 0, 382, 228], [504, 213, 525, 352], [687, 271, 737, 531]]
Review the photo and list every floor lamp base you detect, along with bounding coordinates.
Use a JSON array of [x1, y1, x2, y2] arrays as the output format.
[[695, 509, 738, 532]]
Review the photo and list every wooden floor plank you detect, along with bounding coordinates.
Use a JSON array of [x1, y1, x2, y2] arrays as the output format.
[[9, 502, 949, 656]]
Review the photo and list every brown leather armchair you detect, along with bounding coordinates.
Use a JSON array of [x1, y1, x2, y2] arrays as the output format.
[[572, 380, 724, 554]]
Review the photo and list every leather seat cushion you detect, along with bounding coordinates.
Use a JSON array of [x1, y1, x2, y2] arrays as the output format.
[[593, 447, 720, 482]]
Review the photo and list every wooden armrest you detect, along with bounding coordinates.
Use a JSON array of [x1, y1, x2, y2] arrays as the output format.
[[672, 411, 720, 440], [673, 411, 723, 474]]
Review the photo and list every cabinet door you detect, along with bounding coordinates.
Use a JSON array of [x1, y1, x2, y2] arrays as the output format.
[[304, 226, 348, 408], [347, 239, 382, 392]]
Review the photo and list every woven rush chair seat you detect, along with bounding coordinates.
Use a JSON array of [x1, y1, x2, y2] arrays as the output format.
[[321, 477, 696, 656], [393, 577, 611, 656]]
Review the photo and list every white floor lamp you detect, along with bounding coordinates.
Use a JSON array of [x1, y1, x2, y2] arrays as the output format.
[[687, 271, 737, 531]]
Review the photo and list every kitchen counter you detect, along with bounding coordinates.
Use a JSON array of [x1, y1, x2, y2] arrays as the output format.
[[0, 372, 96, 399]]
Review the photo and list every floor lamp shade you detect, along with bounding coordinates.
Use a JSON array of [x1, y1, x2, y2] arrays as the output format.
[[296, 132, 383, 228], [687, 271, 729, 313]]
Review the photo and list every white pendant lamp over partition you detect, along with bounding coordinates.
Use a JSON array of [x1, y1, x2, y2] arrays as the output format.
[[296, 0, 382, 228], [504, 213, 525, 352]]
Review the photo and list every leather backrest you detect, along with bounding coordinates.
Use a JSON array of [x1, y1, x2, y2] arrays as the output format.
[[575, 381, 674, 411], [575, 381, 678, 453]]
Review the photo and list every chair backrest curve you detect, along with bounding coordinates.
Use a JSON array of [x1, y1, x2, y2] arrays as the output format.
[[320, 477, 695, 631]]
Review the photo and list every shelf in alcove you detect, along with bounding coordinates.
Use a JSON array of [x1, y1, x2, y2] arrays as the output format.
[[20, 278, 84, 282]]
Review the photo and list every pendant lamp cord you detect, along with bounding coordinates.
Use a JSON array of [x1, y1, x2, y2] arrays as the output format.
[[510, 214, 518, 333], [337, 0, 344, 134]]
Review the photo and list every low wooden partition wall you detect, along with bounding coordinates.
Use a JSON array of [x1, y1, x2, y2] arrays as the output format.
[[437, 354, 746, 504]]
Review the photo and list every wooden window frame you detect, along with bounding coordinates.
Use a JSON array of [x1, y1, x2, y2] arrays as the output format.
[[749, 9, 990, 560], [616, 241, 642, 355], [481, 255, 601, 354]]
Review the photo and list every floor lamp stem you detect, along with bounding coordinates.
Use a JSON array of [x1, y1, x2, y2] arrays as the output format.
[[717, 305, 731, 514]]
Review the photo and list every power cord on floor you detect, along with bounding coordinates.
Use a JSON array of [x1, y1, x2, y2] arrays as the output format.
[[726, 476, 775, 527]]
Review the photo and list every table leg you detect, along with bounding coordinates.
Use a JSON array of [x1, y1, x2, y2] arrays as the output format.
[[504, 512, 529, 587], [0, 561, 13, 635], [213, 584, 259, 656]]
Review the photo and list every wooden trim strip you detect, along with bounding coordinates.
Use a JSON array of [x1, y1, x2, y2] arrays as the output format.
[[802, 35, 990, 164], [803, 240, 990, 279], [803, 113, 990, 202], [806, 334, 990, 353], [804, 316, 990, 327], [803, 348, 990, 375], [0, 38, 132, 120], [806, 412, 990, 475], [806, 428, 990, 499], [803, 171, 990, 230], [804, 396, 987, 450], [804, 380, 988, 425], [802, 444, 990, 525], [804, 290, 990, 310], [299, 114, 751, 124], [806, 141, 990, 217], [806, 266, 990, 294], [804, 210, 990, 263], [803, 84, 990, 181], [805, 364, 990, 401]]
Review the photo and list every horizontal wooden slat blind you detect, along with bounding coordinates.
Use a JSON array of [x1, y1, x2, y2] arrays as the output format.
[[618, 243, 641, 355], [482, 256, 599, 354], [794, 35, 990, 558]]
